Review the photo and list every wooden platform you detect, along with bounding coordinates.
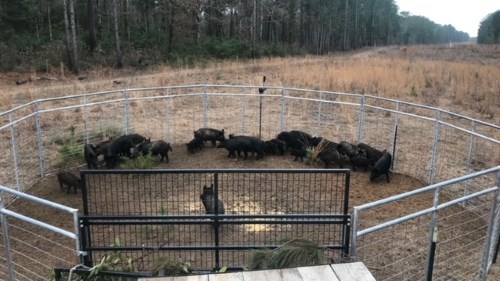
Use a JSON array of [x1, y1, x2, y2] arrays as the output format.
[[139, 262, 376, 281]]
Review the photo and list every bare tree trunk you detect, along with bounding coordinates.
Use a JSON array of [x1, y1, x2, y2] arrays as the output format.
[[167, 2, 174, 53], [123, 0, 130, 41], [47, 3, 53, 41], [255, 0, 261, 43], [112, 0, 123, 68], [343, 0, 349, 50], [87, 0, 98, 54], [63, 0, 78, 74], [69, 0, 78, 73]]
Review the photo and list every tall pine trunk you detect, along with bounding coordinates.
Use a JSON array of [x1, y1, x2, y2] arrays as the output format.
[[63, 0, 78, 74], [87, 0, 98, 54], [112, 0, 123, 68]]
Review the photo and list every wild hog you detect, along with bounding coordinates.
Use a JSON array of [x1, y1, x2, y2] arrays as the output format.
[[357, 143, 384, 165], [194, 128, 225, 147], [57, 171, 82, 194], [186, 138, 204, 153], [290, 148, 307, 162], [200, 184, 225, 215], [151, 140, 173, 163], [84, 144, 99, 169], [319, 148, 350, 168], [370, 151, 392, 183]]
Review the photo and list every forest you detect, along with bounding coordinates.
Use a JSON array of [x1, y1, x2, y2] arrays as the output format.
[[0, 0, 478, 73]]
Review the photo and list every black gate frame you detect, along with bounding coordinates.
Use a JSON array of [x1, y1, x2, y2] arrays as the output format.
[[78, 169, 351, 271]]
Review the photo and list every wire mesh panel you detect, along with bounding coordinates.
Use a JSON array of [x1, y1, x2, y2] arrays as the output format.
[[11, 116, 41, 189], [359, 106, 396, 154], [352, 168, 500, 281], [355, 215, 431, 281], [432, 198, 494, 281], [0, 190, 79, 281], [0, 124, 19, 191], [391, 115, 435, 183], [433, 125, 471, 184], [0, 218, 77, 281], [205, 87, 254, 137], [81, 170, 349, 216], [80, 169, 350, 271]]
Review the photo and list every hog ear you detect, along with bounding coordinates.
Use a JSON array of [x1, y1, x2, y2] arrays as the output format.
[[221, 129, 224, 134]]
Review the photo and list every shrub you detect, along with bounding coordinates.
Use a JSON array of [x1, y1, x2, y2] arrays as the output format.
[[151, 257, 192, 277], [246, 239, 325, 270], [304, 146, 320, 166], [55, 125, 84, 169], [121, 154, 156, 169]]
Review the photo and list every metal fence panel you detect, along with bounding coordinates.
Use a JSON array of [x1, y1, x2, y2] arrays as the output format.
[[80, 170, 350, 270], [351, 168, 500, 281]]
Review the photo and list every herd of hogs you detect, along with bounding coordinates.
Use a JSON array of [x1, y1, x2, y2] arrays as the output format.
[[57, 128, 392, 213]]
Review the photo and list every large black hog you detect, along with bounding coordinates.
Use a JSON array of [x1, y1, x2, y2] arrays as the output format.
[[186, 138, 204, 153], [84, 144, 99, 169], [314, 138, 338, 152], [289, 130, 315, 146], [277, 131, 305, 150], [200, 184, 225, 215], [105, 133, 147, 168], [290, 148, 307, 162], [269, 139, 287, 155], [370, 151, 392, 183], [217, 136, 265, 160], [337, 141, 365, 158], [319, 148, 350, 168], [351, 156, 371, 172], [57, 171, 82, 194], [132, 139, 152, 157], [151, 140, 173, 163], [194, 128, 225, 147], [357, 143, 384, 165], [94, 138, 113, 156]]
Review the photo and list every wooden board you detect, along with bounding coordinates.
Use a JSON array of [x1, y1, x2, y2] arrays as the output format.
[[139, 262, 375, 281], [297, 265, 340, 281], [208, 271, 244, 281], [331, 262, 376, 281]]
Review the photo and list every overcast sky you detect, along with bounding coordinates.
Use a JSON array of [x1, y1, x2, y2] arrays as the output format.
[[396, 0, 500, 37]]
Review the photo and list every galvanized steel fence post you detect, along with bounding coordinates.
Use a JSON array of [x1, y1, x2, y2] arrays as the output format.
[[429, 111, 441, 184], [8, 114, 20, 191], [425, 187, 441, 281], [83, 95, 89, 144], [0, 199, 15, 281], [464, 120, 476, 196], [480, 171, 500, 281], [34, 101, 46, 177], [165, 88, 171, 142], [391, 101, 400, 171], [242, 87, 248, 135], [317, 92, 323, 137], [203, 84, 208, 128], [123, 89, 131, 134], [280, 88, 286, 132], [350, 207, 360, 261], [357, 95, 365, 144]]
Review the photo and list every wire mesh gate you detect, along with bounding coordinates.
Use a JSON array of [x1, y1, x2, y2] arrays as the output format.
[[79, 169, 351, 271]]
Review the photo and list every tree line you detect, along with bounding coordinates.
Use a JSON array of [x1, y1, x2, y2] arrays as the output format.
[[478, 10, 500, 44], [0, 0, 472, 73]]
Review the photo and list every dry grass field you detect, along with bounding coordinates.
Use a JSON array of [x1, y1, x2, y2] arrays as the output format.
[[0, 44, 499, 280], [1, 44, 499, 125]]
